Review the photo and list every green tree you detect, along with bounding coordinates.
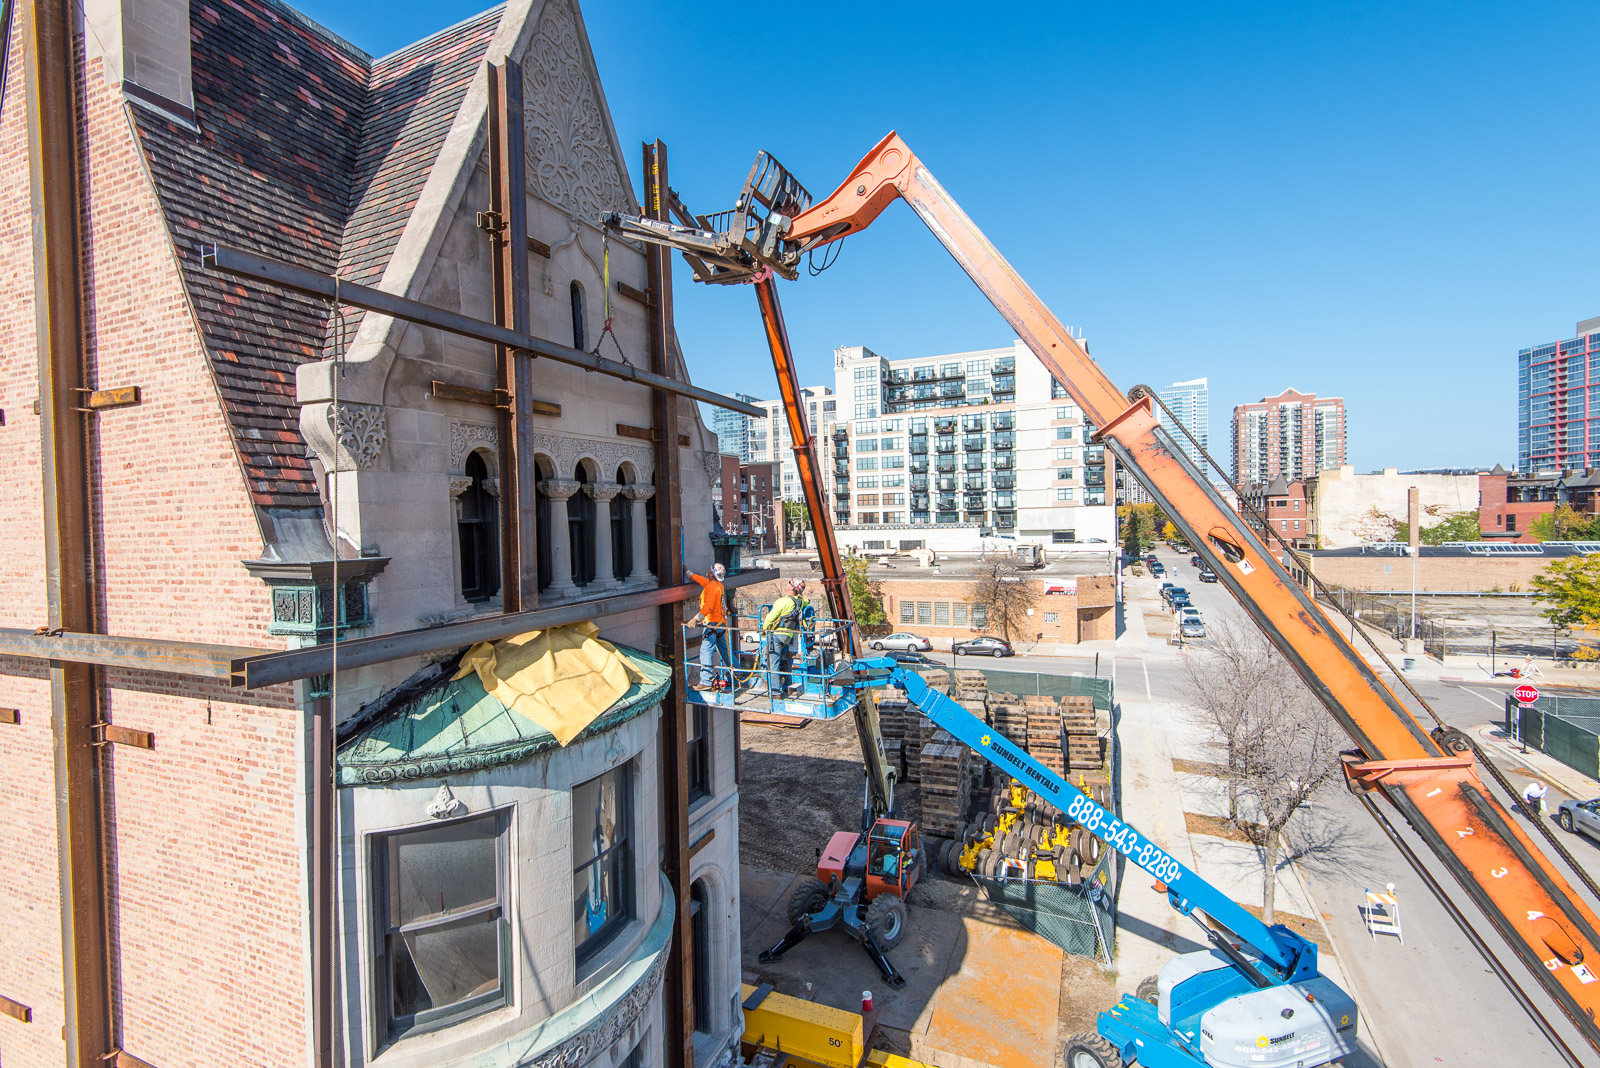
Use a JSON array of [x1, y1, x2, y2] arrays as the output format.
[[782, 499, 813, 543], [1118, 503, 1165, 556], [1528, 504, 1597, 543], [1531, 555, 1600, 627], [841, 554, 887, 626], [1418, 510, 1483, 545]]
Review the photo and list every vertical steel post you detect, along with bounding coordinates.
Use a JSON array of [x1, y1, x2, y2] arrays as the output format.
[[644, 140, 695, 1065], [23, 0, 111, 1061], [486, 60, 537, 610], [310, 696, 334, 1067]]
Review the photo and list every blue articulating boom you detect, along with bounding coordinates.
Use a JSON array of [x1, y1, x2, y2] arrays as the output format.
[[841, 658, 1359, 1068]]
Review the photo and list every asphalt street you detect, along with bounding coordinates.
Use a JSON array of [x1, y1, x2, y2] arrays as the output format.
[[988, 546, 1600, 1067]]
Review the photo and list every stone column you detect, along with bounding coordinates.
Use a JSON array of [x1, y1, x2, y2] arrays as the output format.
[[540, 479, 580, 594], [586, 481, 624, 589], [624, 484, 655, 582]]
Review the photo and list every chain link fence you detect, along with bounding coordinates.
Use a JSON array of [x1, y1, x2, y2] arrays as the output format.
[[1506, 694, 1600, 781]]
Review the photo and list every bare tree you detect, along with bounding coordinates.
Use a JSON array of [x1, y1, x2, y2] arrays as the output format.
[[968, 558, 1037, 642], [1182, 622, 1346, 923]]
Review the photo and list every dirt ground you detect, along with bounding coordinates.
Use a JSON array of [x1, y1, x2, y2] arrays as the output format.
[[738, 712, 1120, 1066]]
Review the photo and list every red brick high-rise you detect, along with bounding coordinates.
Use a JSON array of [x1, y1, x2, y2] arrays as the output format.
[[1231, 388, 1347, 486]]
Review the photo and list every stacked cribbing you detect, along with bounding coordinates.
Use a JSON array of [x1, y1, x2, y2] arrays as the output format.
[[919, 732, 972, 837], [988, 692, 1029, 749], [1062, 695, 1100, 771]]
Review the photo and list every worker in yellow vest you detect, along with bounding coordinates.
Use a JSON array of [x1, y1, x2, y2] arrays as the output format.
[[752, 578, 810, 697]]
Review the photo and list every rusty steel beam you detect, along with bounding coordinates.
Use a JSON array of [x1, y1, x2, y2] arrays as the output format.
[[486, 59, 537, 612], [201, 244, 765, 419], [23, 0, 111, 1060], [645, 139, 696, 1068], [0, 628, 267, 679], [231, 569, 777, 690], [310, 696, 334, 1068]]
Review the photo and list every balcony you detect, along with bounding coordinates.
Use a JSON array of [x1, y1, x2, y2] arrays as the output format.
[[993, 455, 1013, 471], [993, 474, 1015, 490], [993, 493, 1015, 509], [910, 459, 929, 474], [992, 375, 1016, 394], [910, 476, 929, 490], [962, 416, 986, 431], [936, 440, 957, 453], [909, 442, 928, 456], [834, 460, 850, 475], [1085, 471, 1105, 488], [911, 495, 930, 510], [833, 445, 850, 459], [934, 418, 957, 434], [992, 432, 1016, 450], [833, 427, 849, 440], [935, 459, 956, 474], [937, 477, 958, 492], [994, 511, 1016, 530], [909, 425, 927, 437], [962, 435, 985, 452], [993, 414, 1015, 431], [963, 458, 985, 472], [884, 370, 910, 385], [939, 383, 965, 398], [1083, 445, 1105, 464], [937, 496, 958, 511], [994, 356, 1016, 374], [965, 476, 986, 491]]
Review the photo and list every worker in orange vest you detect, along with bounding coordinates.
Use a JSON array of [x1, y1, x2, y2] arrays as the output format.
[[689, 563, 730, 691]]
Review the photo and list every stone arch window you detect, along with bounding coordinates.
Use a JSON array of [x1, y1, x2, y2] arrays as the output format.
[[570, 280, 587, 351], [690, 879, 711, 1034], [571, 461, 598, 586], [534, 456, 555, 592], [611, 466, 633, 582], [457, 451, 499, 602]]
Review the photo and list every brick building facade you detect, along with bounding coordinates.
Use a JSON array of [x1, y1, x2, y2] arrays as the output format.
[[1, 1, 744, 1066]]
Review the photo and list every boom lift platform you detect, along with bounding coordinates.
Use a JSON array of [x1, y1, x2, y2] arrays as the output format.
[[622, 134, 1600, 1067]]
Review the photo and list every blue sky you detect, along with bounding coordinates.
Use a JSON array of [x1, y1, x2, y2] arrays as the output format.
[[300, 0, 1600, 472]]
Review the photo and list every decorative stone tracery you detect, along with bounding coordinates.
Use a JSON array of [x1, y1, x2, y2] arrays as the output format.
[[327, 402, 387, 468]]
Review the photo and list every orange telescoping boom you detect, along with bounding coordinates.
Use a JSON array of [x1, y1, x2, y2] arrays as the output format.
[[780, 132, 1600, 1054]]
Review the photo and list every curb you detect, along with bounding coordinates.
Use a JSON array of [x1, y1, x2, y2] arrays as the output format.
[[1472, 724, 1600, 800]]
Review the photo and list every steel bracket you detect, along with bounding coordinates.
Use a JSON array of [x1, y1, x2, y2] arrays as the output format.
[[475, 210, 505, 236], [89, 722, 155, 750], [74, 385, 141, 412]]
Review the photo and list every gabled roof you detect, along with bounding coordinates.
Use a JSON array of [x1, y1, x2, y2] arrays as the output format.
[[129, 0, 499, 509]]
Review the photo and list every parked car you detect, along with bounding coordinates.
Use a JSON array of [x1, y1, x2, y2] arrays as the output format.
[[1179, 620, 1206, 639], [954, 636, 1014, 657], [1558, 798, 1600, 841], [1197, 568, 1218, 583], [1189, 554, 1203, 568], [1162, 585, 1189, 606], [884, 650, 939, 666], [871, 632, 933, 652], [1179, 607, 1203, 624], [1170, 592, 1193, 609], [1149, 562, 1166, 577]]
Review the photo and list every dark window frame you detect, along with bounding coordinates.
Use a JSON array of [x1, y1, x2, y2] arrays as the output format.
[[570, 280, 587, 351], [458, 451, 500, 602], [371, 809, 511, 1042], [573, 763, 634, 964], [688, 702, 711, 804]]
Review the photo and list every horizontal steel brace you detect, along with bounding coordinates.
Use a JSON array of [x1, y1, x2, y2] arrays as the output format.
[[0, 627, 266, 679], [202, 244, 765, 419], [233, 569, 778, 690]]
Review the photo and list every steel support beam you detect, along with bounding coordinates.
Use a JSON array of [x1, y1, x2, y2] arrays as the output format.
[[201, 245, 765, 419], [486, 60, 537, 611], [231, 569, 776, 689], [310, 697, 334, 1068], [0, 628, 267, 679], [23, 0, 111, 1060], [645, 139, 696, 1068]]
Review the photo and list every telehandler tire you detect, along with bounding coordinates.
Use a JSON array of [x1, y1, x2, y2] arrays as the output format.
[[1062, 1031, 1123, 1068], [865, 893, 908, 950], [786, 877, 829, 924], [1136, 975, 1160, 1005]]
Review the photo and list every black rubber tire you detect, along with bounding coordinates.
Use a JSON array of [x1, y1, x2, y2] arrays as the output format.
[[1024, 859, 1037, 880], [993, 649, 1004, 658], [983, 812, 998, 834], [873, 641, 884, 650], [786, 877, 830, 924], [1136, 975, 1160, 1005], [865, 893, 909, 950], [1562, 811, 1575, 832], [977, 849, 995, 877], [1001, 829, 1019, 856], [955, 820, 970, 842], [1062, 1031, 1124, 1068], [941, 839, 961, 876]]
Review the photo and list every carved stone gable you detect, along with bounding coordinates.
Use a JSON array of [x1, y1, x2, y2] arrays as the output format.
[[522, 0, 629, 223]]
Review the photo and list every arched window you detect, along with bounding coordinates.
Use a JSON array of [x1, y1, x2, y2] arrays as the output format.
[[458, 452, 499, 602], [572, 463, 596, 586], [690, 879, 711, 1033], [611, 470, 631, 581], [570, 281, 587, 351], [535, 461, 553, 592]]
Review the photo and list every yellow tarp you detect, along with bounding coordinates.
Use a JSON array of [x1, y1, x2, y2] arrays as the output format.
[[452, 622, 645, 746]]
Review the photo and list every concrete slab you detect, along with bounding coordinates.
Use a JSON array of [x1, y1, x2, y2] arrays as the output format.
[[919, 919, 1062, 1068]]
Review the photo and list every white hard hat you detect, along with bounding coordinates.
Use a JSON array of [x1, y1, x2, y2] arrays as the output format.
[[711, 563, 726, 579]]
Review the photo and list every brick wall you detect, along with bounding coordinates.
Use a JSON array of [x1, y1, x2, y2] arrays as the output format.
[[1307, 553, 1553, 593], [0, 52, 308, 1066]]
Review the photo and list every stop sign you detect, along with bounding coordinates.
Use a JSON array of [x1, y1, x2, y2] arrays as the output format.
[[1514, 684, 1540, 705]]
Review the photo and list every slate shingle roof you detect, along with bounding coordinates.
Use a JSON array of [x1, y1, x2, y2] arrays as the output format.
[[130, 0, 499, 510]]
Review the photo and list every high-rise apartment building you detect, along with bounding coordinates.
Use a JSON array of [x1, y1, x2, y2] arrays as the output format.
[[1518, 316, 1600, 475], [745, 386, 837, 503], [1231, 388, 1346, 486], [710, 392, 761, 461], [828, 342, 1115, 548], [1158, 377, 1210, 468]]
